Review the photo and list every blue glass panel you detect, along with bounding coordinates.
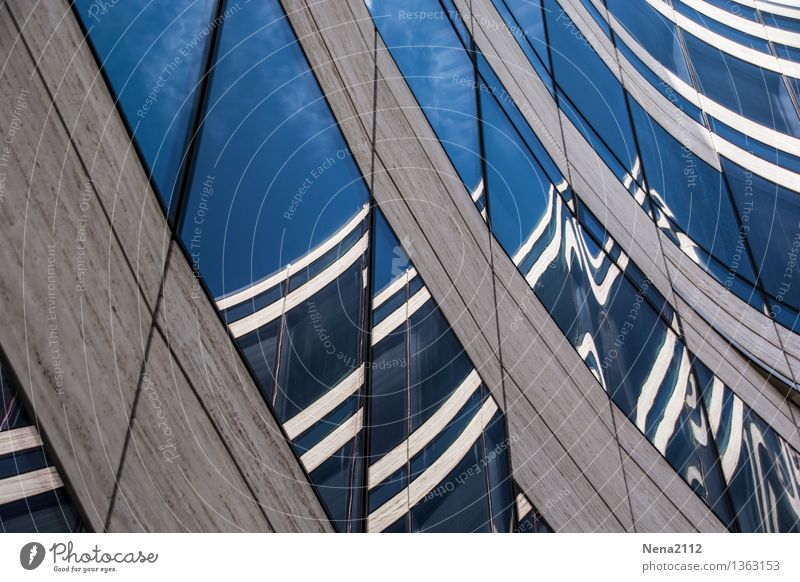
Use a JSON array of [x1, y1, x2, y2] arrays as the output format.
[[544, 0, 638, 172], [275, 263, 363, 422], [383, 513, 410, 533], [408, 300, 473, 431], [372, 210, 411, 295], [495, 0, 553, 85], [368, 331, 408, 462], [708, 115, 800, 175], [369, 467, 408, 514], [0, 448, 49, 481], [180, 0, 368, 297], [511, 190, 732, 523], [440, 0, 471, 46], [238, 320, 280, 403], [699, 0, 758, 21], [683, 31, 800, 137], [696, 361, 800, 532], [774, 42, 800, 64], [763, 11, 800, 33], [607, 0, 693, 84], [477, 55, 565, 185], [673, 2, 771, 53], [482, 91, 555, 256], [365, 0, 483, 195], [629, 100, 758, 284], [289, 226, 364, 292], [0, 356, 82, 532], [367, 210, 517, 532], [409, 389, 482, 479], [578, 0, 611, 37], [0, 489, 80, 533], [615, 41, 704, 124], [309, 438, 362, 532], [222, 283, 283, 324], [74, 0, 217, 210], [558, 92, 636, 187], [724, 159, 800, 314], [373, 288, 407, 326], [484, 410, 515, 532], [292, 396, 359, 455], [411, 440, 491, 532], [408, 275, 424, 296]]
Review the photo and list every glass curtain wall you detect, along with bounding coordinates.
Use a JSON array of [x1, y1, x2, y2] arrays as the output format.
[[0, 355, 83, 532], [364, 0, 800, 532], [76, 0, 538, 533]]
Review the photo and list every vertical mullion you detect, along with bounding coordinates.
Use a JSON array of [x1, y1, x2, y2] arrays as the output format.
[[172, 0, 229, 230], [359, 23, 382, 534]]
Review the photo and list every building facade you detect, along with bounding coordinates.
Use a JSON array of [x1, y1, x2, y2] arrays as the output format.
[[1, 0, 799, 532]]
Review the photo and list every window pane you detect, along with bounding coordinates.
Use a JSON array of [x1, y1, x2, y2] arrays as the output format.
[[180, 0, 369, 297], [74, 0, 217, 209], [724, 159, 800, 314], [494, 0, 553, 86], [410, 440, 491, 532], [365, 0, 483, 195], [607, 0, 693, 84], [629, 101, 759, 286], [309, 438, 362, 532], [482, 91, 555, 256], [275, 264, 363, 422], [484, 410, 515, 532], [683, 32, 800, 137], [238, 320, 280, 403], [408, 300, 473, 431], [543, 0, 638, 172], [368, 331, 409, 462], [1, 490, 80, 533], [0, 356, 83, 532], [696, 361, 800, 532]]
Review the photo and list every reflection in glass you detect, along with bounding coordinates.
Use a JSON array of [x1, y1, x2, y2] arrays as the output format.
[[696, 361, 800, 532], [683, 32, 800, 137], [629, 101, 763, 310], [724, 160, 800, 318], [365, 0, 483, 199], [0, 356, 83, 532], [543, 0, 638, 173], [181, 0, 368, 297], [606, 0, 693, 84], [366, 209, 513, 532], [74, 0, 217, 209]]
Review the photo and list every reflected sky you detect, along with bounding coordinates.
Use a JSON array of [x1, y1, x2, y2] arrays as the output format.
[[75, 0, 217, 209], [366, 0, 483, 194], [180, 0, 368, 297]]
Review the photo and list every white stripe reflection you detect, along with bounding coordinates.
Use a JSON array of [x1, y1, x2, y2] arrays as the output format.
[[368, 369, 482, 488], [216, 205, 368, 310], [300, 409, 363, 473], [367, 398, 498, 532], [283, 366, 364, 440], [229, 233, 368, 338]]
